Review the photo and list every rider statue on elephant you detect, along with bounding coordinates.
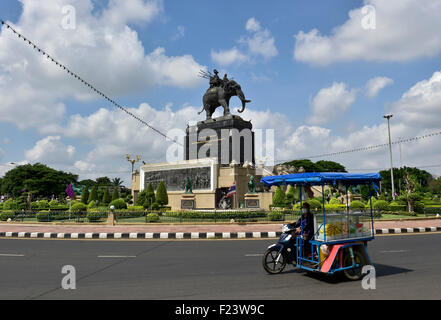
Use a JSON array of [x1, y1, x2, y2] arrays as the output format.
[[198, 69, 251, 120]]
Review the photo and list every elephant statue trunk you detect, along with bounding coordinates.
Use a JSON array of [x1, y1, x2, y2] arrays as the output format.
[[236, 90, 251, 114]]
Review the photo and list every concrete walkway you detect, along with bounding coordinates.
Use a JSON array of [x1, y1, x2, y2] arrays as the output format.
[[0, 218, 440, 239]]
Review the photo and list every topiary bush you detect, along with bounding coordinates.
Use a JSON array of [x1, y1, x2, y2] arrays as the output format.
[[146, 213, 160, 223], [350, 200, 365, 210], [109, 198, 127, 210], [37, 200, 50, 210], [88, 200, 97, 209], [268, 211, 283, 221], [3, 199, 16, 210], [373, 200, 389, 211], [0, 212, 15, 221], [86, 212, 106, 222], [329, 197, 340, 205], [307, 199, 322, 210], [272, 187, 286, 206], [71, 202, 87, 212]]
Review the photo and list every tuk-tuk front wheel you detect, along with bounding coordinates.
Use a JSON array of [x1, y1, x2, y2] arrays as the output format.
[[342, 249, 367, 281], [263, 248, 287, 274]]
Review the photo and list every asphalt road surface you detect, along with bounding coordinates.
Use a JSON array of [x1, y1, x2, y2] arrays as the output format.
[[0, 233, 440, 300]]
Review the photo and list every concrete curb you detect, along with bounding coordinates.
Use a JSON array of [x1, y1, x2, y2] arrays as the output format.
[[0, 227, 440, 240]]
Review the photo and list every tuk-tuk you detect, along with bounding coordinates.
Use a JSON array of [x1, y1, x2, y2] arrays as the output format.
[[260, 172, 381, 280]]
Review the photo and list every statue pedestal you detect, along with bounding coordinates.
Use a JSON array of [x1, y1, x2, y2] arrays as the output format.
[[107, 212, 116, 226], [181, 194, 196, 210], [184, 115, 255, 166], [244, 193, 260, 209]]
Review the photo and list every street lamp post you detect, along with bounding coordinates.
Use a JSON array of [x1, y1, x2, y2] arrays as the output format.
[[126, 154, 141, 178], [384, 114, 395, 200]]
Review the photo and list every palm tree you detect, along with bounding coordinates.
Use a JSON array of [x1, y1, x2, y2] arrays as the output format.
[[112, 177, 124, 187]]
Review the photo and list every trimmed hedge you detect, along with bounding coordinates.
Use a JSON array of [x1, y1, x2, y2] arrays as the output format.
[[164, 211, 268, 220], [146, 213, 160, 223], [86, 213, 107, 222], [109, 198, 127, 210], [268, 211, 283, 221], [36, 212, 72, 222], [0, 212, 15, 221]]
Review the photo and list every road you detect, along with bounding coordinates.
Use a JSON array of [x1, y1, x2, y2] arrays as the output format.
[[0, 233, 440, 300]]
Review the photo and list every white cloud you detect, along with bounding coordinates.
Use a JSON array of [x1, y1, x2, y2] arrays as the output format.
[[307, 82, 357, 125], [366, 76, 394, 98], [211, 18, 277, 66], [246, 17, 261, 32], [211, 47, 249, 66], [294, 0, 441, 65], [25, 136, 75, 165], [389, 71, 441, 130], [0, 0, 205, 130]]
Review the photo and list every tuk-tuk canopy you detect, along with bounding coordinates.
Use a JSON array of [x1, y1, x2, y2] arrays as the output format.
[[260, 172, 381, 187]]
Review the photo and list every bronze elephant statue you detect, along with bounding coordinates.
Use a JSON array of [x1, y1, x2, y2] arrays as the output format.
[[198, 80, 251, 120]]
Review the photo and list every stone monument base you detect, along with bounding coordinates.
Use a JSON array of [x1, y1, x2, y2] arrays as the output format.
[[244, 193, 260, 209], [181, 194, 196, 210]]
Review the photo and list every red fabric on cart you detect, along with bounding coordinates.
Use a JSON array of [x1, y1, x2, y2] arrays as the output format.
[[321, 244, 345, 273]]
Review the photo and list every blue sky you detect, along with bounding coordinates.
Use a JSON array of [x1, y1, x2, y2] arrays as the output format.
[[1, 0, 441, 185]]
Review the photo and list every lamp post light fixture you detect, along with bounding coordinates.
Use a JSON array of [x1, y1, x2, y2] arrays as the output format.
[[126, 154, 141, 177], [383, 114, 396, 200]]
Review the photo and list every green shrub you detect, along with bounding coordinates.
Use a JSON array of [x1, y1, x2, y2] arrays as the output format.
[[81, 188, 89, 204], [36, 212, 72, 222], [324, 204, 346, 212], [0, 203, 3, 210], [49, 200, 59, 208], [37, 200, 50, 210], [102, 188, 111, 206], [373, 200, 389, 211], [350, 200, 365, 210], [71, 203, 87, 212], [272, 187, 285, 206], [268, 211, 283, 221], [414, 201, 425, 214], [88, 200, 97, 209], [109, 198, 127, 210], [329, 197, 340, 205], [156, 182, 168, 206], [86, 213, 106, 222], [151, 202, 160, 211], [307, 199, 322, 210], [0, 212, 15, 221], [146, 213, 160, 223], [111, 188, 119, 202], [3, 199, 16, 210]]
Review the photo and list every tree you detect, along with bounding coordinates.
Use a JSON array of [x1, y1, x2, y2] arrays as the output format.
[[102, 188, 111, 206], [112, 178, 124, 187], [95, 177, 112, 186], [88, 186, 98, 204], [111, 188, 119, 202], [80, 188, 89, 204], [272, 187, 286, 206], [137, 183, 156, 208], [0, 163, 78, 198], [284, 159, 346, 173], [155, 181, 168, 206]]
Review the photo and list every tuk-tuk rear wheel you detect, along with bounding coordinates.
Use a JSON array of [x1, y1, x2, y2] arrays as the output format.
[[342, 250, 367, 281]]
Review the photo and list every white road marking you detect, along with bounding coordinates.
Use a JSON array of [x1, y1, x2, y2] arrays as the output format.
[[0, 254, 25, 257], [97, 255, 136, 258]]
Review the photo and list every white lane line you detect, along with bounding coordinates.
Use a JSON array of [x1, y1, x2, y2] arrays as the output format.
[[245, 254, 264, 257], [97, 255, 136, 258], [379, 250, 408, 253], [0, 254, 25, 257]]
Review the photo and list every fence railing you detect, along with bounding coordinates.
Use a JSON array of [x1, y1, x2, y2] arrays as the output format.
[[0, 207, 439, 224]]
